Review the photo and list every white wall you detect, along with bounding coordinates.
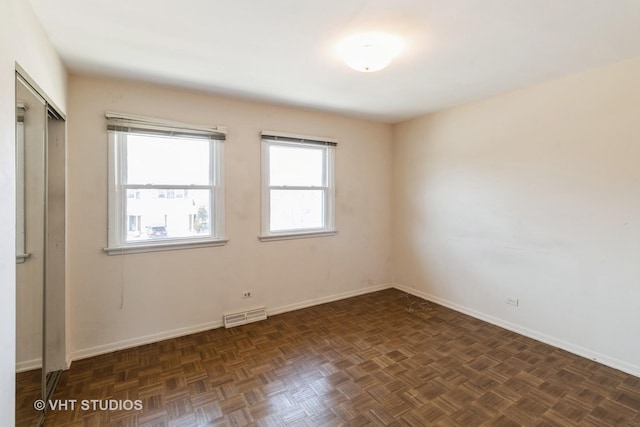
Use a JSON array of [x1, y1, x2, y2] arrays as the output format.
[[393, 56, 640, 376], [0, 0, 66, 424], [67, 74, 393, 359]]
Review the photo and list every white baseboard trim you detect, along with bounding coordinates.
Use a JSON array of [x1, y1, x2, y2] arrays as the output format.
[[69, 284, 394, 365], [393, 283, 640, 378], [69, 318, 224, 363], [16, 357, 42, 373], [268, 283, 393, 317]]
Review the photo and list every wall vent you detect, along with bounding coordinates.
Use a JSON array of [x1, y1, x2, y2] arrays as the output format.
[[223, 307, 267, 328]]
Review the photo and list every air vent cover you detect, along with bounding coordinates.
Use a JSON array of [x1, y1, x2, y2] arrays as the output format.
[[223, 307, 267, 328]]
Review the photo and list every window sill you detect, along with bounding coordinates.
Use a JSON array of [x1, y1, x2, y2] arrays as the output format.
[[104, 239, 228, 255], [259, 230, 337, 242]]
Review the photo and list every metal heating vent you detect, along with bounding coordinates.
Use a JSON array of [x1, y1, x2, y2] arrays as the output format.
[[223, 307, 267, 328]]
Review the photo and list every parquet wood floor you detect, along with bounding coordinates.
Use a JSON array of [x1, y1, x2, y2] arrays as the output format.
[[22, 289, 640, 426], [16, 368, 43, 426]]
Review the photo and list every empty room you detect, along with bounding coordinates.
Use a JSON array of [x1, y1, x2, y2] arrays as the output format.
[[3, 0, 640, 425]]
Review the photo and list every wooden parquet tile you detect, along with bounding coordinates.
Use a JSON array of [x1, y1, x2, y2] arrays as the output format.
[[17, 289, 640, 426], [16, 368, 43, 427]]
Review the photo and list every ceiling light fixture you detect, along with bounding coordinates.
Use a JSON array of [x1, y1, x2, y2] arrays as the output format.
[[337, 32, 404, 73]]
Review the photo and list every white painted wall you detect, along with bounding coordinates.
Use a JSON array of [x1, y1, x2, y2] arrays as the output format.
[[393, 56, 640, 376], [67, 74, 393, 359], [0, 0, 66, 424]]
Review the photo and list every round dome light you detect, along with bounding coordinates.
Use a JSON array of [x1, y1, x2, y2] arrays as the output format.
[[337, 32, 404, 73]]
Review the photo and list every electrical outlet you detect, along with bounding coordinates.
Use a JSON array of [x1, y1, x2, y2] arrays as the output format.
[[242, 291, 252, 299], [505, 297, 519, 306]]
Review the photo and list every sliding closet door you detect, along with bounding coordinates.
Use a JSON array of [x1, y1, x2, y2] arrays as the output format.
[[15, 71, 67, 426], [15, 75, 46, 371], [15, 74, 47, 426], [45, 112, 66, 376]]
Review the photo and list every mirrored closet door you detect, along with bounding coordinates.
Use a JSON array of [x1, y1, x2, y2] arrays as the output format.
[[15, 72, 66, 427]]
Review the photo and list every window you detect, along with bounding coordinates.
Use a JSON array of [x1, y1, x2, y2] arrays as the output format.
[[260, 131, 336, 240], [106, 113, 226, 254]]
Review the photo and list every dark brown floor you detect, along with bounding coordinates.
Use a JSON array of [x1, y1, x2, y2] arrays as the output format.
[[16, 368, 43, 426], [17, 289, 640, 426]]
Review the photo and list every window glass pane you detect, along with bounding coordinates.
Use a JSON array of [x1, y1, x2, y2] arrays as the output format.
[[126, 134, 210, 185], [269, 145, 324, 187], [125, 188, 211, 242], [270, 189, 324, 231]]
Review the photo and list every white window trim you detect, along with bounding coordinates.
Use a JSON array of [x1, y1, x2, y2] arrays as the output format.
[[258, 230, 336, 242], [105, 113, 227, 255], [260, 131, 337, 241], [103, 239, 228, 255]]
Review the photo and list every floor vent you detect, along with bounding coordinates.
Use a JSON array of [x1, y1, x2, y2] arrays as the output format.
[[223, 307, 267, 328]]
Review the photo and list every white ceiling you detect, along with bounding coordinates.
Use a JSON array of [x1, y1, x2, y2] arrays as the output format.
[[30, 0, 640, 123]]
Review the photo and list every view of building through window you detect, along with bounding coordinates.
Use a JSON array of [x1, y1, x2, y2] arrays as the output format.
[[117, 133, 217, 244], [125, 188, 211, 242]]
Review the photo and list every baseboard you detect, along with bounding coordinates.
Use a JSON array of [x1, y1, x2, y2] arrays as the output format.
[[393, 284, 640, 378], [69, 318, 224, 363], [16, 357, 41, 373], [69, 283, 393, 364], [268, 283, 393, 317]]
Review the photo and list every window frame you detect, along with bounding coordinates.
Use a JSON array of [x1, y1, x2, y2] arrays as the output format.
[[105, 113, 227, 254], [260, 131, 337, 241]]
